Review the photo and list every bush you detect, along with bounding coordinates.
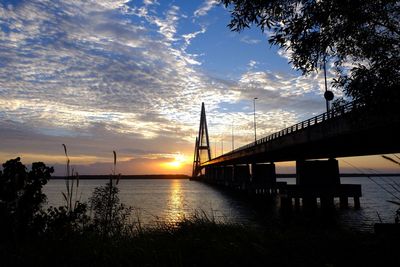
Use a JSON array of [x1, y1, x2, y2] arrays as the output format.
[[89, 182, 133, 237], [0, 157, 53, 239], [40, 202, 90, 239]]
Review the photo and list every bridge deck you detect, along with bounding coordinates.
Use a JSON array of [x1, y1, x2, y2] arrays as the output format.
[[202, 102, 400, 166]]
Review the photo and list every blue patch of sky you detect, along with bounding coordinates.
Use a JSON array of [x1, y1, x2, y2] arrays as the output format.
[[141, 0, 176, 17], [173, 0, 201, 12], [0, 22, 10, 34], [215, 100, 253, 113], [0, 0, 23, 8], [183, 7, 297, 81], [124, 1, 301, 84]]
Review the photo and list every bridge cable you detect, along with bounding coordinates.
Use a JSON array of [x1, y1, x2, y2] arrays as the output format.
[[393, 154, 400, 161], [366, 168, 400, 194], [341, 159, 400, 202]]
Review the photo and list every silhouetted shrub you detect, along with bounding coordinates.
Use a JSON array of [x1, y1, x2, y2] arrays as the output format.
[[0, 157, 53, 239], [89, 182, 133, 237], [39, 202, 90, 239]]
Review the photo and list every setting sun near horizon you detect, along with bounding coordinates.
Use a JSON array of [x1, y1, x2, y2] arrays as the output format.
[[161, 153, 190, 171]]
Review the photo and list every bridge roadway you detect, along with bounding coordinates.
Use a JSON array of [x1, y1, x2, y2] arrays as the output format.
[[201, 101, 400, 167]]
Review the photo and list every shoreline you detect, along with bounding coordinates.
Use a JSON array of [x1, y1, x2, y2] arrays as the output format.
[[51, 174, 190, 179], [50, 173, 400, 179]]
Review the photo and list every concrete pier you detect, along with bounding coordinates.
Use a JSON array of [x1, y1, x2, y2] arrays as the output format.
[[202, 159, 361, 211], [251, 163, 276, 195], [233, 164, 250, 190], [280, 159, 361, 210]]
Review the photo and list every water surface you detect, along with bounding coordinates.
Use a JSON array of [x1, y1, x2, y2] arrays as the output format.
[[44, 177, 400, 231], [44, 179, 255, 226]]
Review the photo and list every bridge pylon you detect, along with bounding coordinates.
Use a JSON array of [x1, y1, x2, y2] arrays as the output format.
[[192, 102, 211, 178]]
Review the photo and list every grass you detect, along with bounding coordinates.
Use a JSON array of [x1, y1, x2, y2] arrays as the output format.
[[2, 213, 399, 267]]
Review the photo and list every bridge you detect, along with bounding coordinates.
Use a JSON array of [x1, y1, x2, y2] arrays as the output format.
[[192, 101, 400, 209]]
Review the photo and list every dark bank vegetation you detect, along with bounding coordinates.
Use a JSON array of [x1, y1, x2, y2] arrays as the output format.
[[1, 157, 399, 266]]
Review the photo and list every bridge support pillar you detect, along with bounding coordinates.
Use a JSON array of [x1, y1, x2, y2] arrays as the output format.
[[205, 166, 213, 182], [233, 165, 251, 191], [288, 158, 362, 209], [296, 158, 340, 186], [216, 166, 224, 185], [251, 163, 276, 195], [296, 159, 339, 210], [223, 166, 234, 187], [354, 197, 360, 209], [339, 196, 348, 208]]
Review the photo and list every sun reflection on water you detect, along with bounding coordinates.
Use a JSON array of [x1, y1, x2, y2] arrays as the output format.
[[166, 179, 186, 223]]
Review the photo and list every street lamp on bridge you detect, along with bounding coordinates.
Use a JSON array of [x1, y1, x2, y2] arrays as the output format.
[[253, 97, 258, 143], [323, 57, 334, 114]]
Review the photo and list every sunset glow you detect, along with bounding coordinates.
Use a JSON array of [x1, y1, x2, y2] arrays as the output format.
[[0, 1, 397, 175], [162, 153, 189, 170]]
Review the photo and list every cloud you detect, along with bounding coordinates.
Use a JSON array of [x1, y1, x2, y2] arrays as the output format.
[[240, 36, 261, 45], [194, 0, 218, 17], [182, 27, 206, 50], [152, 5, 181, 42], [0, 0, 241, 173], [248, 60, 258, 69], [50, 156, 192, 176], [0, 0, 340, 174], [277, 47, 294, 62], [95, 0, 131, 10], [212, 68, 343, 149], [143, 0, 158, 6]]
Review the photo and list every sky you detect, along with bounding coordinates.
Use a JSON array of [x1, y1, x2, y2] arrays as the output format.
[[0, 0, 398, 176]]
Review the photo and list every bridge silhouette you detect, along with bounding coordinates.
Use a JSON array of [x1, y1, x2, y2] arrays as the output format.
[[192, 101, 400, 209]]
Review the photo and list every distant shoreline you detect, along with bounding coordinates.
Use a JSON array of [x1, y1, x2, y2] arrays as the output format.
[[51, 174, 190, 180], [50, 173, 400, 179]]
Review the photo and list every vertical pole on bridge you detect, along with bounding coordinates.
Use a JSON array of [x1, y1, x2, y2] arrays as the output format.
[[192, 103, 212, 178], [323, 58, 334, 116]]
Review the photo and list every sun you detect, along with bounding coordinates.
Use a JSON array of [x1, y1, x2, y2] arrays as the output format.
[[163, 153, 187, 170], [167, 160, 182, 168]]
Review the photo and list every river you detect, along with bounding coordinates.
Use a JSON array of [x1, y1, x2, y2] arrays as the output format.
[[43, 177, 400, 231]]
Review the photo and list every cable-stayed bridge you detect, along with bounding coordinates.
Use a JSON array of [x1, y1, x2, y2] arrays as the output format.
[[192, 101, 400, 209]]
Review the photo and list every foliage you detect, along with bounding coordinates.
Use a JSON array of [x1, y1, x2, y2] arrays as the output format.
[[87, 150, 129, 237], [39, 202, 90, 238], [220, 0, 400, 105], [2, 216, 400, 267], [89, 182, 132, 237], [0, 157, 53, 238]]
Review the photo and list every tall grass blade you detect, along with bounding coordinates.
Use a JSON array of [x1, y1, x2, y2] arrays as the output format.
[[76, 171, 79, 188], [62, 192, 68, 204], [113, 150, 117, 175], [62, 144, 71, 209]]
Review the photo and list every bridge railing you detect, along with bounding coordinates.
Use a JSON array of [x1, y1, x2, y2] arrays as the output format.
[[221, 101, 364, 157]]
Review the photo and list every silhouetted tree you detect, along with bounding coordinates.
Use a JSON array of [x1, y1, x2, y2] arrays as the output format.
[[0, 158, 53, 238], [221, 0, 400, 105]]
